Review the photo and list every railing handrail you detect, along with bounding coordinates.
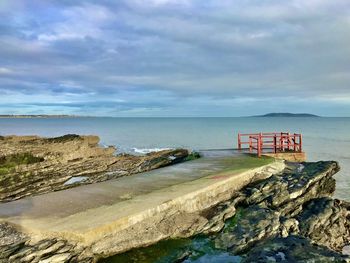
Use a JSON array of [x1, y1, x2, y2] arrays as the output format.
[[237, 132, 303, 157]]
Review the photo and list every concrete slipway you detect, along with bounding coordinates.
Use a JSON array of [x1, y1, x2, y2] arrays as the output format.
[[0, 150, 285, 260]]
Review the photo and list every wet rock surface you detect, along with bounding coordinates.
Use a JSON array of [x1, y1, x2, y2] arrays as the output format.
[[0, 135, 191, 202], [298, 197, 350, 252], [212, 161, 350, 262], [242, 236, 349, 263]]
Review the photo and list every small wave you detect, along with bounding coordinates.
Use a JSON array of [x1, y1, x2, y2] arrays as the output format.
[[132, 147, 172, 154]]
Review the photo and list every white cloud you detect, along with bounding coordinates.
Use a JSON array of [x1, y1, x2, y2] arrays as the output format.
[[130, 0, 191, 7], [0, 67, 12, 75], [37, 3, 115, 43]]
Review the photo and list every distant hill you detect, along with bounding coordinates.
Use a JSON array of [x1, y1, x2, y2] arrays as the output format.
[[254, 113, 320, 117]]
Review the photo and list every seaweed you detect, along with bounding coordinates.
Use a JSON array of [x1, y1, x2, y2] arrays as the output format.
[[45, 134, 81, 143], [184, 152, 201, 161], [0, 153, 44, 175]]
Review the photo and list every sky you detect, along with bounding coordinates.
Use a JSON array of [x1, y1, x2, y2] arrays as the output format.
[[0, 0, 350, 117]]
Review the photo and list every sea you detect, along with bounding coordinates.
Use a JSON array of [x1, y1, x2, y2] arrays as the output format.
[[0, 117, 349, 201]]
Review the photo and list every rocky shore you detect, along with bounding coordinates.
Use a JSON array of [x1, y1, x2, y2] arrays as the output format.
[[0, 134, 192, 202], [213, 161, 350, 262], [0, 143, 349, 262]]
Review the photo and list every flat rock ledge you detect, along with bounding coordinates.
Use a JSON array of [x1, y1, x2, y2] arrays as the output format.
[[0, 135, 192, 202]]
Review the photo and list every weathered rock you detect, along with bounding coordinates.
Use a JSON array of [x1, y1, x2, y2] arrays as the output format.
[[243, 161, 339, 216], [215, 206, 281, 254], [0, 225, 84, 263], [242, 236, 350, 263], [0, 135, 192, 202], [213, 161, 349, 257], [298, 197, 350, 252]]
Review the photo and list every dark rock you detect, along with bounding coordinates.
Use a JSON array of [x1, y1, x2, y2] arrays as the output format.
[[213, 161, 348, 258], [242, 236, 350, 263], [215, 206, 281, 254], [298, 197, 350, 252], [45, 134, 82, 143], [243, 161, 339, 216], [0, 223, 29, 260]]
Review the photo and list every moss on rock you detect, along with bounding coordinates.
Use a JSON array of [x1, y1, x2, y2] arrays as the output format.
[[0, 153, 44, 176], [45, 134, 82, 143]]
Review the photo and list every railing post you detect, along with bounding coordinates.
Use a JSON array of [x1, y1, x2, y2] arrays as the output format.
[[257, 135, 261, 157], [238, 133, 241, 150], [299, 134, 303, 152], [280, 133, 283, 152], [274, 135, 277, 153], [279, 132, 282, 151], [287, 132, 290, 151], [293, 134, 296, 152], [249, 136, 252, 153]]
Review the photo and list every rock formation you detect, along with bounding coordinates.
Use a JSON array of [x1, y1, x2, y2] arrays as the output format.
[[0, 135, 191, 202], [213, 161, 350, 262], [242, 236, 349, 263]]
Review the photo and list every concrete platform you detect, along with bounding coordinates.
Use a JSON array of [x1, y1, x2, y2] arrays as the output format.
[[0, 151, 285, 259]]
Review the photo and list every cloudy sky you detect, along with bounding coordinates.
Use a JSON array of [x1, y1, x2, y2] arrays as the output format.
[[0, 0, 349, 116]]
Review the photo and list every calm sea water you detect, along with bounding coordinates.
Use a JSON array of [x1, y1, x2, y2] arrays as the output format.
[[0, 117, 349, 200]]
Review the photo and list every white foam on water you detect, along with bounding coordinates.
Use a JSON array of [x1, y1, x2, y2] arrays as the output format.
[[297, 164, 305, 173], [132, 147, 172, 154]]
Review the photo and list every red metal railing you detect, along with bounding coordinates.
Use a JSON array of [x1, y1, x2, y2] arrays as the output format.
[[237, 132, 302, 157]]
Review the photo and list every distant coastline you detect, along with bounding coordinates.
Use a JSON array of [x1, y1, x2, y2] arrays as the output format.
[[253, 113, 320, 117], [0, 115, 82, 118]]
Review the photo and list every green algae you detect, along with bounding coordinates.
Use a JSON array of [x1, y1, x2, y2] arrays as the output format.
[[0, 153, 44, 175], [223, 207, 246, 233], [45, 134, 81, 143], [100, 234, 241, 263], [219, 154, 273, 174], [100, 238, 192, 263], [184, 151, 201, 162]]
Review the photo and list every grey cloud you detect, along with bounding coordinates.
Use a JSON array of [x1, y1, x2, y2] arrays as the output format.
[[0, 0, 350, 116]]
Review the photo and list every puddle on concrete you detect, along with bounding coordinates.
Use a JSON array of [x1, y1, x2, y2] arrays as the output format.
[[64, 176, 88, 185]]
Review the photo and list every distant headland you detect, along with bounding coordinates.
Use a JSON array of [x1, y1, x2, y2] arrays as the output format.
[[254, 113, 320, 117], [0, 115, 80, 118]]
